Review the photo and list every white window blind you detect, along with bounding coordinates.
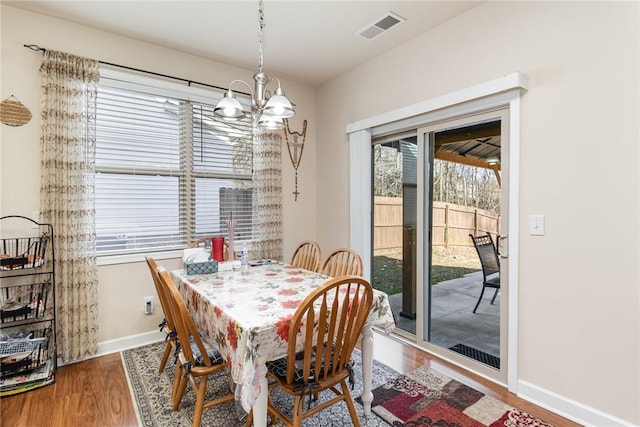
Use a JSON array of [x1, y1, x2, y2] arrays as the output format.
[[95, 79, 253, 255]]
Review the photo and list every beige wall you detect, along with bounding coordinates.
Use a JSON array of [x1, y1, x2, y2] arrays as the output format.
[[2, 2, 639, 424], [0, 6, 317, 343], [315, 1, 639, 425]]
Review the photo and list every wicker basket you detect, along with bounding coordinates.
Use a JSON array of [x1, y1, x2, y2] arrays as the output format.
[[0, 234, 49, 271], [0, 97, 32, 127], [0, 280, 52, 323], [0, 332, 50, 378]]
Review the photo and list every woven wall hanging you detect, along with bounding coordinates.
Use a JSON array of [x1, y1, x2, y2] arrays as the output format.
[[0, 95, 32, 127], [283, 118, 307, 201]]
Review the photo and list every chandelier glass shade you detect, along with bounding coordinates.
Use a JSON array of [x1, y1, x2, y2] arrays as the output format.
[[213, 0, 295, 129]]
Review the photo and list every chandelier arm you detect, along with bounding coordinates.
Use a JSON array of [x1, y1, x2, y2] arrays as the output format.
[[228, 79, 255, 97], [269, 77, 281, 91]]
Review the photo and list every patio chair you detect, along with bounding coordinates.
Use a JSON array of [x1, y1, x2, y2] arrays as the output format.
[[320, 247, 363, 277], [290, 241, 322, 272], [469, 233, 501, 313], [262, 275, 374, 427]]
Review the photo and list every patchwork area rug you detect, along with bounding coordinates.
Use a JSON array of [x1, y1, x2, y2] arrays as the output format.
[[121, 341, 399, 426], [368, 365, 554, 427]]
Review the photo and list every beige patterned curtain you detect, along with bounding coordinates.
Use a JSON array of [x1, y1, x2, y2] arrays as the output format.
[[251, 129, 283, 260], [39, 50, 100, 362]]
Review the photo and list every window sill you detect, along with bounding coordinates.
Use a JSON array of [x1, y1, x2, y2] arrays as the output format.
[[97, 249, 183, 266]]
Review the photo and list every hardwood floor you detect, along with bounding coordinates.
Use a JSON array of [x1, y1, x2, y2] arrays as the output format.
[[0, 333, 581, 427], [0, 353, 138, 427]]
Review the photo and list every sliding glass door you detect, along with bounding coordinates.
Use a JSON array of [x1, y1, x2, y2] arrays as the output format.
[[420, 110, 508, 381], [372, 135, 417, 337], [372, 109, 509, 382]]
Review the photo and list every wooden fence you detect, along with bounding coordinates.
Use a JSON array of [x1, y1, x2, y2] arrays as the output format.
[[374, 197, 500, 249]]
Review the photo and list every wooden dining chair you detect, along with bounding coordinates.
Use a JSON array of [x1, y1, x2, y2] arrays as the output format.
[[263, 275, 374, 427], [290, 241, 322, 272], [187, 237, 234, 260], [320, 247, 363, 277], [156, 269, 235, 426], [145, 256, 178, 373], [469, 233, 501, 313]]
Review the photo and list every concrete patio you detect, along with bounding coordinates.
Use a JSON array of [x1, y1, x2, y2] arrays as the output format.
[[387, 271, 500, 363]]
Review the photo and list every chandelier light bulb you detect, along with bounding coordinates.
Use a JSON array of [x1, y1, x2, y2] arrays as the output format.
[[263, 87, 294, 119], [213, 90, 245, 120]]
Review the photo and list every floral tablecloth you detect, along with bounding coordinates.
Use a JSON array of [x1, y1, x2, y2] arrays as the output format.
[[171, 263, 395, 413]]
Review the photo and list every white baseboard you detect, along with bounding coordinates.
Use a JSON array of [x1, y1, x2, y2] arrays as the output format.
[[518, 380, 636, 427], [58, 330, 165, 367], [97, 330, 165, 357]]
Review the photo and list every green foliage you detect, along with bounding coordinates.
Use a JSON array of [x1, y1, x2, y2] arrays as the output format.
[[373, 141, 501, 215], [372, 248, 482, 295]]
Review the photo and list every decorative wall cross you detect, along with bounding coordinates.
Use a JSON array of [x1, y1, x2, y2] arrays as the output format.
[[284, 119, 307, 201]]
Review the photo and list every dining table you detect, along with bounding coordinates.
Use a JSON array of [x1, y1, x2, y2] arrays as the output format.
[[171, 261, 396, 426]]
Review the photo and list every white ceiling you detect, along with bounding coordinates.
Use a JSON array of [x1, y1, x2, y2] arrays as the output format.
[[6, 1, 482, 86]]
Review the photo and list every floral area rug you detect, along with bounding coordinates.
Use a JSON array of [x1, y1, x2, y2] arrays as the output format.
[[367, 365, 554, 427], [121, 341, 399, 426]]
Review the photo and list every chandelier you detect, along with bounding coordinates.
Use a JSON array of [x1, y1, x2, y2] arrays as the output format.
[[213, 0, 295, 130]]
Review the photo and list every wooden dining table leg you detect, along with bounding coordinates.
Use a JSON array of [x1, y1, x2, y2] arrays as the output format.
[[360, 324, 374, 416], [250, 376, 269, 426]]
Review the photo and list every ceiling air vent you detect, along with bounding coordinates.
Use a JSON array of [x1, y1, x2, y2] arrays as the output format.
[[357, 12, 405, 40]]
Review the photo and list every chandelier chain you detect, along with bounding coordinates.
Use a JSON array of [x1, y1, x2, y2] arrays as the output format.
[[257, 0, 265, 73]]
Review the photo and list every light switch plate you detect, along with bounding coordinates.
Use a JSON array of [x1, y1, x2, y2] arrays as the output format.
[[529, 214, 545, 236]]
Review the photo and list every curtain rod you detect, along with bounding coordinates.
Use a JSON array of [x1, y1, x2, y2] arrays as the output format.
[[23, 44, 251, 97]]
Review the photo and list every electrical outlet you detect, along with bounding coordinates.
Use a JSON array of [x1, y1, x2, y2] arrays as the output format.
[[144, 296, 153, 315]]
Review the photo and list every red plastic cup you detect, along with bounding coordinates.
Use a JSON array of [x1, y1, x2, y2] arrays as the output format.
[[211, 236, 225, 262]]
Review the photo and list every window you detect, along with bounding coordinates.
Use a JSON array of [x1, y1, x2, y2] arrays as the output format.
[[95, 78, 253, 255]]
